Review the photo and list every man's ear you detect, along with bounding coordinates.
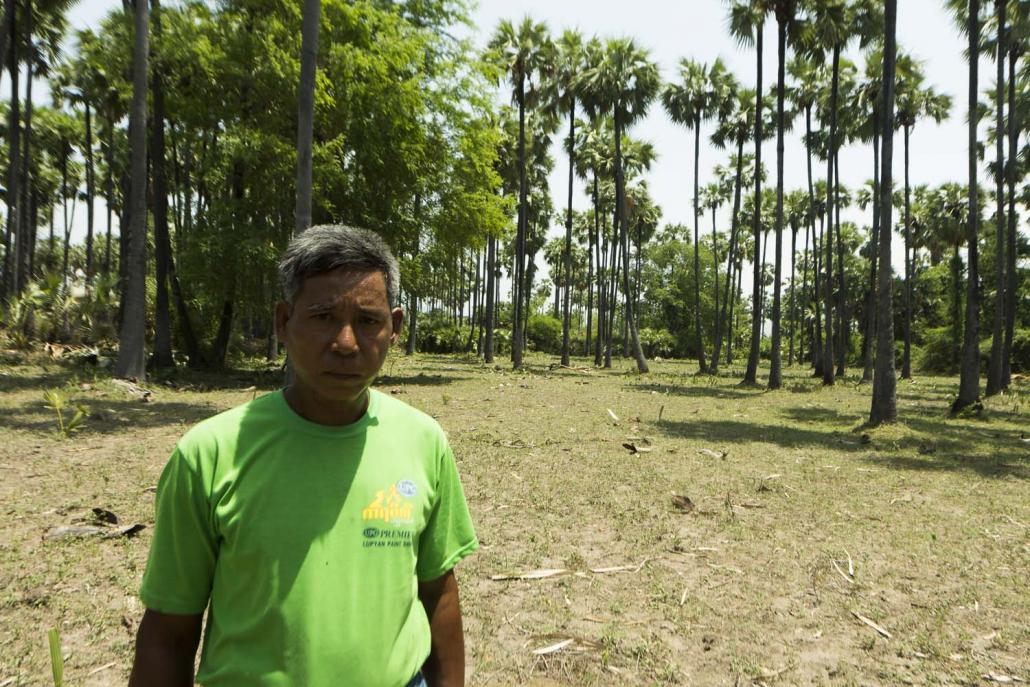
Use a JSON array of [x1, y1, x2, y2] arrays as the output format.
[[390, 307, 404, 344], [275, 300, 292, 341]]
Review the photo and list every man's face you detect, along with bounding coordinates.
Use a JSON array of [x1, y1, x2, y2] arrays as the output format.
[[276, 268, 403, 404]]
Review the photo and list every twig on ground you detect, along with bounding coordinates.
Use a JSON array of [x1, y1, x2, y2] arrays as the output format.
[[851, 611, 891, 639]]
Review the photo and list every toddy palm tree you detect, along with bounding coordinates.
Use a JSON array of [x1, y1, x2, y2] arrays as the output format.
[[295, 0, 320, 235], [663, 57, 736, 374], [487, 18, 554, 370], [869, 0, 898, 425], [951, 0, 984, 414], [986, 0, 1007, 396], [115, 0, 150, 380], [581, 37, 659, 373], [896, 57, 952, 378], [728, 0, 769, 385], [541, 29, 585, 368]]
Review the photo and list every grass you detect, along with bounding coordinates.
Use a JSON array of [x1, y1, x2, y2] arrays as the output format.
[[0, 347, 1027, 686]]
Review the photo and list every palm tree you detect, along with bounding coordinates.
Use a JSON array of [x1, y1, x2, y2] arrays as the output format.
[[952, 0, 983, 414], [986, 0, 1007, 395], [869, 0, 898, 426], [1002, 0, 1028, 389], [663, 56, 735, 374], [581, 37, 659, 373], [542, 29, 584, 368], [787, 55, 822, 372], [785, 189, 807, 367], [114, 0, 149, 380], [701, 180, 729, 343], [896, 57, 952, 378], [487, 17, 553, 370], [728, 0, 769, 385], [709, 87, 755, 374], [768, 0, 807, 389], [810, 0, 882, 386]]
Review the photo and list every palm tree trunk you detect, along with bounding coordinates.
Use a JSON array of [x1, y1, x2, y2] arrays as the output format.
[[986, 0, 1006, 396], [1002, 47, 1019, 389], [744, 20, 764, 385], [769, 15, 786, 390], [870, 0, 898, 425], [712, 206, 720, 356], [789, 221, 797, 367], [484, 234, 496, 363], [151, 1, 174, 370], [615, 111, 647, 373], [2, 2, 20, 302], [512, 70, 528, 369], [822, 44, 840, 386], [104, 109, 115, 276], [16, 7, 33, 295], [84, 100, 96, 282], [561, 102, 575, 366], [114, 0, 150, 380], [834, 151, 847, 378], [692, 118, 707, 372], [805, 105, 822, 373], [710, 134, 746, 372], [862, 120, 881, 383], [295, 0, 320, 235], [586, 176, 596, 357], [902, 124, 913, 378], [800, 212, 811, 365], [953, 0, 981, 413]]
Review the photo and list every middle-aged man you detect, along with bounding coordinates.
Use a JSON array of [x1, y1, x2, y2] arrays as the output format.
[[129, 225, 478, 687]]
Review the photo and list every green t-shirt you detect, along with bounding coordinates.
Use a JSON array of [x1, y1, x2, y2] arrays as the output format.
[[139, 389, 478, 687]]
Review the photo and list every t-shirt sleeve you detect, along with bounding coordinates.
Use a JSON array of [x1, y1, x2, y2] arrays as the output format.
[[416, 439, 478, 581], [139, 446, 218, 614]]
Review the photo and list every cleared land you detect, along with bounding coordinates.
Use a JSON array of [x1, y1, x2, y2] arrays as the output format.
[[1, 348, 1027, 686]]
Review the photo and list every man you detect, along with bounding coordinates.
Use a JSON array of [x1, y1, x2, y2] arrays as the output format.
[[129, 225, 478, 687]]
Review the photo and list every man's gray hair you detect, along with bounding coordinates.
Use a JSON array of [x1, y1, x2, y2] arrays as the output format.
[[278, 225, 401, 308]]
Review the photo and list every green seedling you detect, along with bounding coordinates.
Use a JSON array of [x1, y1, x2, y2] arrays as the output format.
[[48, 628, 64, 687], [42, 388, 89, 437]]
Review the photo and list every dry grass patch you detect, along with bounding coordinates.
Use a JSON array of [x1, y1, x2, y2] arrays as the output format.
[[0, 349, 1027, 685]]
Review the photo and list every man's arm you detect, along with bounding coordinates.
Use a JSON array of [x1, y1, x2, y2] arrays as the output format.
[[128, 609, 204, 687], [418, 570, 465, 687]]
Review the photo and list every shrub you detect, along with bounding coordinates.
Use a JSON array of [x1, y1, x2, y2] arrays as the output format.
[[638, 327, 676, 358], [1010, 329, 1030, 373], [918, 327, 959, 374], [526, 314, 562, 354]]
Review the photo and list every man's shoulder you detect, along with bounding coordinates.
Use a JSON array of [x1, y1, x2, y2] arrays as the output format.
[[176, 391, 279, 456], [372, 389, 447, 441]]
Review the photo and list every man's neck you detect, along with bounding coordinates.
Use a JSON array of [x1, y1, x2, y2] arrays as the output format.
[[283, 386, 370, 427]]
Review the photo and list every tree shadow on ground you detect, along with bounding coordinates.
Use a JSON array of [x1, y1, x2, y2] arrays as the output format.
[[780, 406, 857, 423], [5, 396, 219, 435], [654, 417, 867, 451], [375, 373, 470, 387], [631, 382, 758, 400]]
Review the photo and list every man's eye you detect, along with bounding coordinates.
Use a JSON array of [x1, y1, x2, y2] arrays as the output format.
[[361, 316, 381, 325], [312, 312, 332, 321]]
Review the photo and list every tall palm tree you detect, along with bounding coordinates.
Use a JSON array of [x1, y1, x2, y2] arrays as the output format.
[[1002, 0, 1028, 389], [663, 56, 735, 374], [986, 0, 1007, 396], [785, 188, 808, 367], [709, 87, 755, 374], [896, 57, 952, 378], [768, 0, 807, 389], [541, 29, 584, 368], [952, 0, 983, 414], [295, 0, 320, 236], [728, 0, 769, 385], [787, 55, 823, 373], [810, 0, 882, 386], [488, 17, 553, 370], [581, 37, 659, 374], [869, 0, 898, 426], [114, 0, 149, 381]]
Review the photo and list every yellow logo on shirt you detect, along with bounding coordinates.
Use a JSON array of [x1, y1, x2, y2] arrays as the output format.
[[362, 484, 413, 524]]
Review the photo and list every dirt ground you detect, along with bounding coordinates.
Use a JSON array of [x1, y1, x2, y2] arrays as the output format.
[[1, 348, 1027, 686]]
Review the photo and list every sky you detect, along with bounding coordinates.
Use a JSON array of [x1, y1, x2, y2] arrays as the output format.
[[53, 0, 1004, 285]]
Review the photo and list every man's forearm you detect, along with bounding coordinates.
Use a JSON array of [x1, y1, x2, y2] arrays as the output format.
[[419, 571, 465, 687], [128, 610, 202, 687]]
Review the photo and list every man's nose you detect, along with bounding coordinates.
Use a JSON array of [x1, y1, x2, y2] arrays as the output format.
[[331, 323, 359, 353]]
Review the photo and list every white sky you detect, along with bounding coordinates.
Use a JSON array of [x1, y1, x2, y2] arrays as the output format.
[[51, 0, 1011, 288]]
